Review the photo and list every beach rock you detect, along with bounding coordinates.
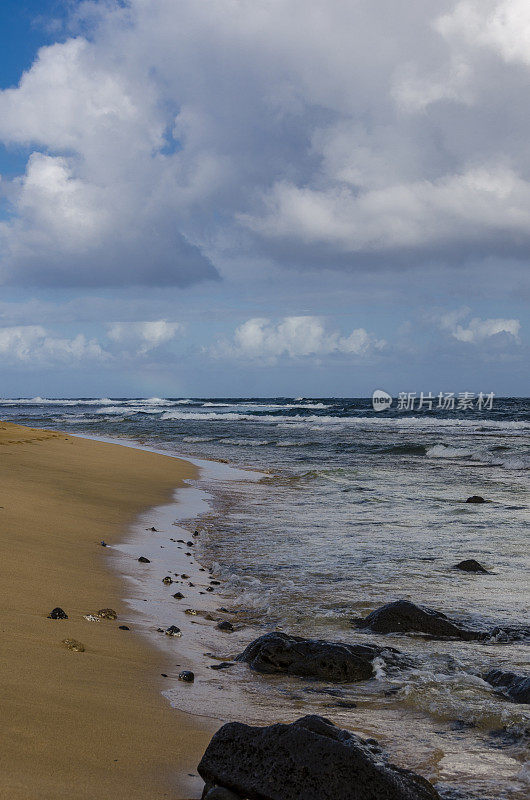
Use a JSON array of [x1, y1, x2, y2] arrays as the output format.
[[100, 540, 107, 547], [165, 625, 182, 637], [236, 631, 404, 682], [217, 621, 234, 632], [83, 614, 100, 622], [48, 607, 68, 619], [484, 669, 530, 703], [173, 592, 185, 599], [162, 576, 173, 585], [198, 714, 440, 800], [353, 600, 485, 641], [187, 541, 194, 547], [210, 580, 221, 586], [465, 495, 486, 503], [138, 556, 150, 563], [453, 559, 490, 574], [206, 587, 214, 592], [211, 662, 235, 671], [181, 573, 190, 579], [119, 625, 130, 630], [185, 609, 198, 616], [148, 527, 158, 531], [98, 608, 118, 620], [178, 670, 195, 682], [62, 638, 85, 652], [488, 624, 530, 642]]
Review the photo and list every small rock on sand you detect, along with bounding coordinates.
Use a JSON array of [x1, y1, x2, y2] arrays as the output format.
[[62, 638, 85, 652], [119, 625, 130, 630], [138, 556, 150, 563], [98, 608, 118, 619], [178, 670, 195, 682], [162, 576, 173, 585], [48, 607, 68, 619], [173, 592, 185, 599], [165, 625, 182, 637]]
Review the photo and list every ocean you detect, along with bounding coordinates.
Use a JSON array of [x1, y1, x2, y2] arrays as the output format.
[[2, 396, 529, 798]]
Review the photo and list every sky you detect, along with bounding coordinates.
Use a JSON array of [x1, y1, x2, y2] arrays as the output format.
[[0, 0, 528, 398]]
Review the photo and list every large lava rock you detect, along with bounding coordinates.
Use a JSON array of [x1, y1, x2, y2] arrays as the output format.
[[353, 600, 486, 641], [484, 669, 530, 703], [198, 714, 440, 800], [236, 631, 407, 682]]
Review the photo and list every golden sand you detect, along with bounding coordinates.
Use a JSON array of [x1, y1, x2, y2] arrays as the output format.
[[0, 422, 218, 800]]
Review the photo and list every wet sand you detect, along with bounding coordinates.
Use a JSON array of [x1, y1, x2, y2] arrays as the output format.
[[0, 422, 218, 800]]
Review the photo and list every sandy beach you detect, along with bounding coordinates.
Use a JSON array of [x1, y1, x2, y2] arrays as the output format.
[[0, 421, 218, 800]]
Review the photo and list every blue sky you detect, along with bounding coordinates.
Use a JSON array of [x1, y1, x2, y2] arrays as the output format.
[[0, 0, 528, 397]]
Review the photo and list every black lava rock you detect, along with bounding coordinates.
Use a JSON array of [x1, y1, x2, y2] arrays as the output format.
[[138, 556, 150, 563], [484, 669, 530, 703], [198, 715, 440, 800], [179, 670, 195, 682], [453, 559, 490, 574], [465, 495, 486, 503], [353, 600, 485, 641], [48, 607, 68, 619], [236, 631, 405, 682]]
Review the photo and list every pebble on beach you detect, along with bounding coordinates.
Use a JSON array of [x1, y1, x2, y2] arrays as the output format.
[[165, 625, 182, 637], [62, 638, 85, 652], [138, 556, 150, 563], [98, 608, 118, 619], [173, 592, 185, 599], [162, 576, 173, 585], [48, 607, 68, 619]]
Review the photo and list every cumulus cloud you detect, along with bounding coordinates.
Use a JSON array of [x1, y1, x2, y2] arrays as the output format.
[[107, 320, 183, 354], [438, 308, 521, 343], [2, 1, 530, 284], [216, 316, 385, 362], [0, 325, 107, 365]]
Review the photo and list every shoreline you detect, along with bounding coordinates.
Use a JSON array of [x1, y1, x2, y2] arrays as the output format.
[[0, 421, 220, 800]]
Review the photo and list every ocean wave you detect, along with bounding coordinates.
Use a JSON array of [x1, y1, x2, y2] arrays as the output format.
[[221, 438, 271, 446], [426, 444, 529, 469], [0, 396, 114, 406]]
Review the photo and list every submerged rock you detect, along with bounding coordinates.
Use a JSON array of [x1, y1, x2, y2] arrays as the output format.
[[217, 621, 234, 632], [97, 608, 118, 620], [236, 631, 406, 682], [138, 556, 150, 563], [465, 495, 486, 503], [453, 559, 490, 574], [484, 669, 530, 703], [353, 600, 485, 641], [165, 625, 182, 637], [62, 638, 85, 652], [198, 714, 440, 800], [48, 607, 68, 619]]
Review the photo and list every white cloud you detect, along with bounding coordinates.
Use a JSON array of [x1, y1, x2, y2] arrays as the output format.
[[438, 308, 521, 343], [218, 316, 385, 362], [0, 325, 107, 365], [2, 1, 530, 283], [107, 320, 183, 354]]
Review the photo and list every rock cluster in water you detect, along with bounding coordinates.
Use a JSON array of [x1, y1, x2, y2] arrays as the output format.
[[198, 714, 440, 800], [237, 631, 408, 682]]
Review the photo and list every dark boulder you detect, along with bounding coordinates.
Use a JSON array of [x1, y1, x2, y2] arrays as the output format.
[[236, 631, 406, 682], [453, 559, 490, 574], [217, 621, 234, 632], [138, 556, 150, 563], [465, 496, 486, 503], [353, 600, 485, 641], [48, 607, 68, 619], [198, 714, 440, 800], [178, 670, 195, 682], [484, 669, 530, 703]]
